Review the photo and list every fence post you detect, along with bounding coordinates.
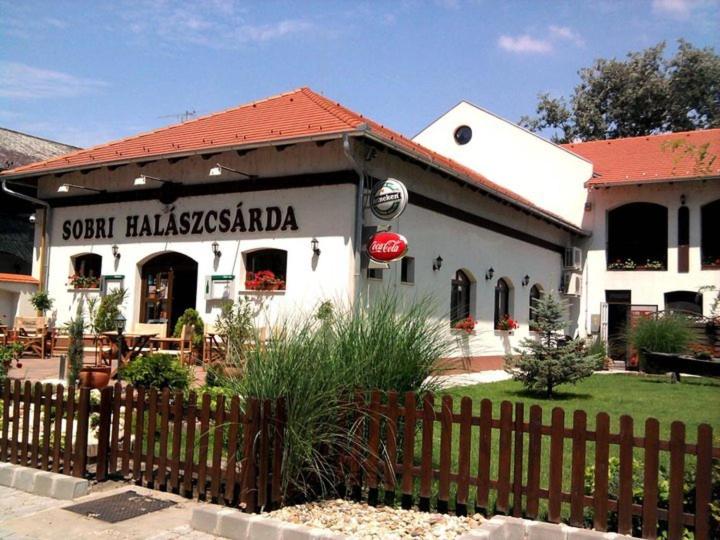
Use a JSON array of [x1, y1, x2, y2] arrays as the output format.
[[73, 387, 91, 477], [95, 385, 114, 482]]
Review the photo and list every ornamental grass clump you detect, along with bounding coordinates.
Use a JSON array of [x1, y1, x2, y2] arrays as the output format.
[[505, 293, 598, 398], [218, 293, 451, 503], [626, 313, 694, 355]]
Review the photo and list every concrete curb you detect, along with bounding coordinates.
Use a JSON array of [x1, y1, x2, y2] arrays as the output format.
[[191, 506, 641, 540], [0, 462, 89, 500]]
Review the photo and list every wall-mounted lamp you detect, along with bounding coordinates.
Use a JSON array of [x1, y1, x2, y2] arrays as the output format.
[[208, 163, 255, 178], [211, 241, 221, 258], [522, 274, 530, 287], [485, 267, 494, 280], [432, 256, 443, 271], [311, 238, 321, 256], [57, 183, 105, 193], [133, 174, 171, 186], [680, 194, 686, 206], [112, 244, 120, 260]]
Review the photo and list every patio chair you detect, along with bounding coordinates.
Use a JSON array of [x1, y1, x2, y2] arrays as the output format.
[[12, 316, 50, 358], [152, 323, 193, 365]]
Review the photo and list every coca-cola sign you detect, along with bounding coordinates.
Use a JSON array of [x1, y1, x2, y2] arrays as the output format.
[[367, 231, 409, 263]]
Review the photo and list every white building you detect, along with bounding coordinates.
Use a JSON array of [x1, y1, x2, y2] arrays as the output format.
[[1, 88, 585, 369], [2, 89, 717, 368], [416, 101, 720, 365]]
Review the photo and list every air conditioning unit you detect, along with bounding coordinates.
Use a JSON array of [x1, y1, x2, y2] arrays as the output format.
[[564, 247, 583, 270], [561, 271, 582, 296]]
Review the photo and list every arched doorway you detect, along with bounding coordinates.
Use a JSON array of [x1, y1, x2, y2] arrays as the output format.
[[139, 252, 198, 335]]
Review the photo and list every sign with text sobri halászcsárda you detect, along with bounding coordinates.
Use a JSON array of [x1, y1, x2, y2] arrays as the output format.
[[370, 178, 408, 220], [61, 202, 299, 240]]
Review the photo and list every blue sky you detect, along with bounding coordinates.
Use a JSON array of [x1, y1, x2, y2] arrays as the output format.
[[1, 0, 718, 148]]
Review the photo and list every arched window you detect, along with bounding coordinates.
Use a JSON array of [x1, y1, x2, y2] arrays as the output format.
[[244, 249, 287, 291], [701, 199, 720, 268], [69, 253, 102, 288], [664, 291, 703, 316], [494, 278, 512, 329], [450, 270, 471, 324], [529, 284, 543, 330], [607, 203, 667, 270]]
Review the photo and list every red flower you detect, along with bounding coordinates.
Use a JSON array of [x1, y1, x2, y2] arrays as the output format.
[[497, 314, 519, 331], [245, 270, 286, 291], [454, 317, 476, 333]]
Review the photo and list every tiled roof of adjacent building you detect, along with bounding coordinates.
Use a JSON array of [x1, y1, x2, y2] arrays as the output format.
[[0, 127, 79, 169], [0, 273, 38, 285], [562, 129, 720, 187], [0, 88, 583, 233]]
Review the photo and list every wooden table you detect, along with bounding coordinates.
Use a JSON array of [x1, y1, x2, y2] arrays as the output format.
[[101, 331, 157, 376]]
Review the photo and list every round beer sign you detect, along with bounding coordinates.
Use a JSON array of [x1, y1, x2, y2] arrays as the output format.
[[370, 178, 408, 220], [367, 231, 409, 263]]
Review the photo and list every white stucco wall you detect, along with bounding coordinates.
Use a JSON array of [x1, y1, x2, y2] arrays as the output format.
[[45, 183, 357, 331], [580, 181, 720, 330], [0, 282, 37, 328], [413, 102, 592, 228]]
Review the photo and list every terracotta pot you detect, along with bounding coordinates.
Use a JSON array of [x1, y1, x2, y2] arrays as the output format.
[[79, 366, 111, 389]]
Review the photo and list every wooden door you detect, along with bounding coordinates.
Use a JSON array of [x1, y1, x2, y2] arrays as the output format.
[[140, 269, 175, 334]]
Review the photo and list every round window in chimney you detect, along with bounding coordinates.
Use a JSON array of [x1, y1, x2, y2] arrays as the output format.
[[454, 125, 472, 145]]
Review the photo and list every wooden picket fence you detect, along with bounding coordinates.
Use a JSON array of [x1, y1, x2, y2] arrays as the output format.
[[0, 380, 285, 512], [0, 380, 717, 539], [342, 391, 718, 540]]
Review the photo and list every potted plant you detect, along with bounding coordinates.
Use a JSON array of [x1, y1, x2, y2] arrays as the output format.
[[173, 308, 205, 362], [68, 274, 100, 289], [29, 290, 54, 316]]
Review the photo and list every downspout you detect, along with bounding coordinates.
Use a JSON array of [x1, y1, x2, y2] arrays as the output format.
[[342, 135, 365, 306], [2, 180, 50, 291]]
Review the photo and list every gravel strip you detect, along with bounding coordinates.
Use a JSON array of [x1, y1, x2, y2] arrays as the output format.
[[266, 499, 483, 539]]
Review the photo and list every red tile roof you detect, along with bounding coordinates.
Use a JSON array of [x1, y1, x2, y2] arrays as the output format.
[[0, 88, 582, 232], [562, 129, 720, 187], [0, 273, 39, 285]]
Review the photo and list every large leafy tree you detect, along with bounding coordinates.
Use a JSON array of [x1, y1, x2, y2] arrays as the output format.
[[520, 40, 720, 143]]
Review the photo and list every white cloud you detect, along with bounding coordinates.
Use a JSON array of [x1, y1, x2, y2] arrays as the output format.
[[498, 35, 553, 54], [549, 25, 585, 47], [237, 20, 314, 43], [117, 1, 315, 49], [0, 62, 109, 99], [652, 0, 694, 17]]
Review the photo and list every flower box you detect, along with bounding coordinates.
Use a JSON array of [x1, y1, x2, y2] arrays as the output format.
[[607, 258, 666, 271], [68, 274, 100, 289], [496, 314, 519, 332], [244, 270, 285, 291], [453, 317, 476, 334]]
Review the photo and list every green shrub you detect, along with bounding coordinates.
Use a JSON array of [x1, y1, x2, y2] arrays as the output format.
[[89, 288, 127, 334], [588, 336, 608, 369], [0, 343, 23, 382], [174, 308, 204, 350], [627, 313, 694, 355], [213, 300, 254, 364], [119, 353, 191, 391]]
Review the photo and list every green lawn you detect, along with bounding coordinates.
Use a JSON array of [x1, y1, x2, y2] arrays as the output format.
[[413, 373, 720, 518], [442, 372, 720, 441]]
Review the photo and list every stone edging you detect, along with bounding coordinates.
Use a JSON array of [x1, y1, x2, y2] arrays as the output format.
[[0, 462, 89, 500], [191, 506, 640, 540]]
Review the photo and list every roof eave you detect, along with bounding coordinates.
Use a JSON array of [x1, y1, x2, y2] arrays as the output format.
[[0, 130, 360, 182], [586, 174, 720, 188], [363, 132, 589, 237]]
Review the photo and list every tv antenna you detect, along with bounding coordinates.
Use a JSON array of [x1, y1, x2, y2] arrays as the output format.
[[158, 109, 197, 123]]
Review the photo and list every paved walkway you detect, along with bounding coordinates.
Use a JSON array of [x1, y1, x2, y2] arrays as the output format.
[[0, 483, 222, 539], [432, 369, 513, 389]]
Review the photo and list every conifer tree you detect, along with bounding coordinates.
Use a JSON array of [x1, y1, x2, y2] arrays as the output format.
[[505, 293, 597, 397], [66, 299, 85, 386]]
